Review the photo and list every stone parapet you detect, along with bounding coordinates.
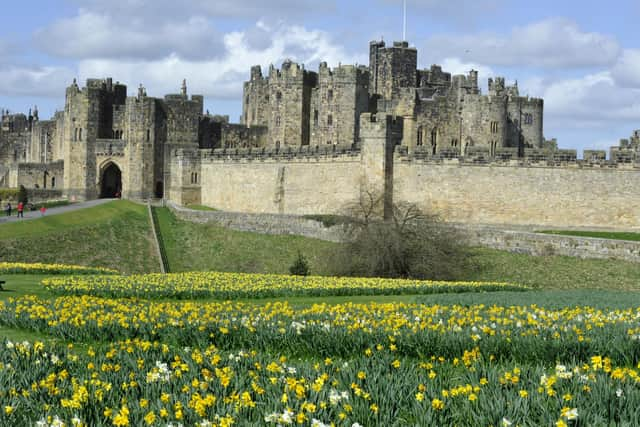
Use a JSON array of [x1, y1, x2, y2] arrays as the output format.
[[167, 202, 345, 243]]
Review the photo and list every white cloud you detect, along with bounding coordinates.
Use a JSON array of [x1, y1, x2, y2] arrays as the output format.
[[35, 10, 223, 60], [0, 65, 75, 97], [611, 49, 640, 88], [77, 23, 363, 101], [542, 72, 640, 126], [423, 18, 621, 68], [438, 58, 494, 77]]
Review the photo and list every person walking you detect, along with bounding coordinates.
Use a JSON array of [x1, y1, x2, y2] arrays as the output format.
[[5, 202, 11, 217], [16, 201, 24, 218], [40, 205, 46, 216]]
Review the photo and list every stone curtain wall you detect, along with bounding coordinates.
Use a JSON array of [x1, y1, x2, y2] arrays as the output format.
[[394, 161, 640, 229], [200, 153, 362, 215]]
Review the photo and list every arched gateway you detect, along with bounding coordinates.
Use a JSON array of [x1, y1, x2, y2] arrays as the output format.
[[100, 162, 122, 198]]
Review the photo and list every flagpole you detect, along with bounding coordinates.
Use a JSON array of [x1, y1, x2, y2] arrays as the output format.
[[403, 0, 407, 41]]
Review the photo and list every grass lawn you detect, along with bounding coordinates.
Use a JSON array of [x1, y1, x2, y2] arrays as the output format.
[[185, 204, 218, 211], [537, 229, 640, 242], [1, 201, 639, 290], [154, 207, 337, 275], [465, 247, 640, 290], [0, 274, 54, 300], [417, 289, 640, 309], [0, 201, 160, 274]]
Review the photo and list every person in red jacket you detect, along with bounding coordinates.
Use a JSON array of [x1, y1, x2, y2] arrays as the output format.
[[17, 201, 24, 218]]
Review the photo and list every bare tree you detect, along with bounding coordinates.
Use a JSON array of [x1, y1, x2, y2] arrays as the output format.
[[332, 192, 472, 280]]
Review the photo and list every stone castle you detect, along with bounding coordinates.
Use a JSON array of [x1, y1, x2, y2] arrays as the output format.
[[2, 40, 640, 229]]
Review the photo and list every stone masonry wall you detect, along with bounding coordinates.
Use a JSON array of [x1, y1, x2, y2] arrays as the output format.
[[394, 159, 640, 229], [167, 202, 345, 242], [17, 161, 64, 190], [462, 225, 640, 263], [199, 152, 361, 215]]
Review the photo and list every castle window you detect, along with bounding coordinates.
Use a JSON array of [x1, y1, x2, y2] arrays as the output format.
[[275, 116, 281, 127], [191, 172, 198, 184], [490, 141, 497, 157], [245, 96, 250, 105], [417, 126, 423, 146], [147, 129, 150, 142], [451, 139, 458, 147], [327, 115, 333, 126], [13, 150, 17, 161], [327, 89, 334, 101], [524, 113, 533, 125], [74, 128, 78, 141], [51, 177, 56, 188], [276, 91, 282, 102], [314, 110, 319, 126], [78, 128, 83, 141], [490, 121, 499, 134], [431, 129, 437, 155]]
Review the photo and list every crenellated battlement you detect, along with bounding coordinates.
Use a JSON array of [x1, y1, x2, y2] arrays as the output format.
[[199, 143, 361, 163], [395, 145, 640, 169]]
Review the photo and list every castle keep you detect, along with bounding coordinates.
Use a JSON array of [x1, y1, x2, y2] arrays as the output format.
[[2, 40, 640, 229]]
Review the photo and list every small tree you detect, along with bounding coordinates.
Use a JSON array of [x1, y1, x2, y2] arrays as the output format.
[[17, 185, 28, 204], [289, 251, 310, 276], [332, 190, 472, 280]]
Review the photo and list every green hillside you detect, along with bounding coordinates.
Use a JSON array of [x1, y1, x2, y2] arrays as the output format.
[[0, 201, 159, 274], [1, 201, 640, 289], [154, 207, 337, 275]]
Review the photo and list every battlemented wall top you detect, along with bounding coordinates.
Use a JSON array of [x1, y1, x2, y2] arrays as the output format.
[[396, 145, 640, 169]]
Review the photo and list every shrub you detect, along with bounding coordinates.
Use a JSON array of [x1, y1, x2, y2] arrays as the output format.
[[289, 251, 310, 276], [0, 188, 19, 201], [17, 185, 28, 204], [332, 191, 473, 280]]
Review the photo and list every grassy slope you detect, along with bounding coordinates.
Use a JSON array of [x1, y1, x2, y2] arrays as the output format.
[[155, 207, 337, 275], [156, 206, 640, 290], [1, 202, 638, 289], [537, 229, 640, 242], [0, 201, 159, 274], [466, 247, 640, 290]]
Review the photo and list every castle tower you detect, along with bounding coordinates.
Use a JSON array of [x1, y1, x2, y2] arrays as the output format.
[[359, 113, 403, 219], [265, 60, 317, 148], [506, 95, 544, 149], [460, 91, 508, 156], [62, 79, 99, 200], [123, 94, 162, 199], [163, 82, 203, 201], [62, 78, 127, 200], [368, 40, 417, 102], [310, 63, 370, 146], [243, 66, 269, 127]]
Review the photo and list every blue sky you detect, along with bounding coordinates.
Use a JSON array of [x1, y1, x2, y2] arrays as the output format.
[[2, 0, 639, 154]]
